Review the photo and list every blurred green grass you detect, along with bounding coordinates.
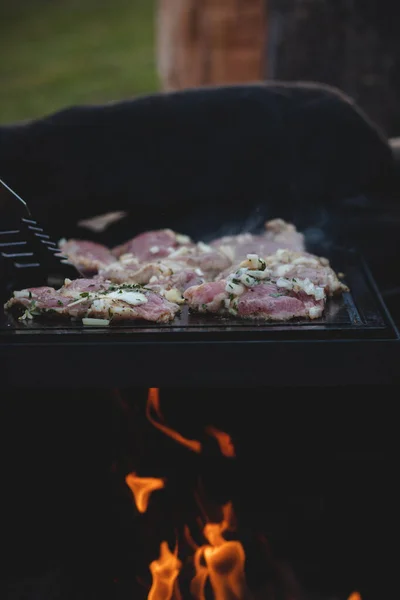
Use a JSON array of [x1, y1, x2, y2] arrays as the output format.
[[0, 0, 159, 124]]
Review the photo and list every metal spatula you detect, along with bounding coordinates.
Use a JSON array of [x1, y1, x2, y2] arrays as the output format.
[[0, 177, 82, 290]]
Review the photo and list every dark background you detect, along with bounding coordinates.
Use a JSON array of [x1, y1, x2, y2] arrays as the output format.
[[2, 2, 400, 599]]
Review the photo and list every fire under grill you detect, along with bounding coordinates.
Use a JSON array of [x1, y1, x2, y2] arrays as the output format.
[[4, 387, 393, 600], [1, 249, 399, 387]]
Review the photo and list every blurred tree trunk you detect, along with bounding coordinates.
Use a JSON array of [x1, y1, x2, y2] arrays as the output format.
[[267, 0, 400, 136], [156, 0, 267, 91]]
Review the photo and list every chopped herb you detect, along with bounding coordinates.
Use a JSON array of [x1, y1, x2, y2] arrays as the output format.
[[259, 259, 266, 271], [80, 292, 90, 298], [201, 303, 207, 311], [229, 293, 235, 301], [57, 300, 63, 306], [118, 289, 123, 294], [270, 293, 283, 298], [28, 291, 32, 300], [232, 278, 240, 285], [117, 283, 143, 291]]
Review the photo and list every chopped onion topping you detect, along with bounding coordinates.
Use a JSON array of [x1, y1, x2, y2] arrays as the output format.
[[241, 254, 267, 272], [175, 233, 191, 245], [197, 241, 213, 254], [246, 268, 269, 279], [149, 245, 160, 254], [246, 254, 261, 269], [106, 290, 148, 305], [82, 318, 110, 326], [308, 306, 322, 319], [275, 248, 288, 260], [19, 309, 33, 320], [168, 246, 190, 259], [164, 288, 184, 304], [13, 290, 30, 299], [119, 254, 139, 265], [292, 256, 319, 266], [238, 272, 258, 287], [295, 278, 325, 300], [67, 295, 92, 307], [276, 277, 293, 290], [225, 279, 245, 295], [275, 264, 293, 277], [275, 277, 326, 300]]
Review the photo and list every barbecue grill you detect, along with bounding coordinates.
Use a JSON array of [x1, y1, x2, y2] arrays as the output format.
[[2, 84, 399, 600], [1, 248, 399, 388]]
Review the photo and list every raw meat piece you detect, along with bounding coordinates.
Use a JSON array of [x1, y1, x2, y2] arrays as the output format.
[[58, 239, 115, 274], [211, 218, 305, 262], [5, 280, 180, 323], [112, 229, 193, 261], [184, 254, 326, 321]]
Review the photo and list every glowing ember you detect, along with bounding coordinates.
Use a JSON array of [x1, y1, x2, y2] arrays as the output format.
[[206, 426, 236, 458], [348, 593, 362, 600], [148, 541, 182, 600], [125, 472, 165, 513], [147, 388, 202, 454]]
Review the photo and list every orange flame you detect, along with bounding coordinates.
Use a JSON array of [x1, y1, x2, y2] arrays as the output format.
[[348, 594, 362, 600], [190, 503, 252, 600], [125, 472, 165, 513], [146, 388, 202, 454], [191, 547, 209, 600], [206, 426, 236, 458], [204, 540, 250, 600], [148, 541, 182, 600], [203, 502, 234, 547]]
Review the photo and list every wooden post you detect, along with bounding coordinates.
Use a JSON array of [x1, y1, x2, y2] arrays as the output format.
[[156, 0, 268, 91]]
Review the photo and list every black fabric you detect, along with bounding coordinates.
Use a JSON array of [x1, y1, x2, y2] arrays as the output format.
[[0, 82, 394, 242]]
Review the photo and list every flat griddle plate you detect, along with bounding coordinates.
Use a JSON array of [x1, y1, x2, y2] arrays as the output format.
[[1, 250, 399, 387]]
